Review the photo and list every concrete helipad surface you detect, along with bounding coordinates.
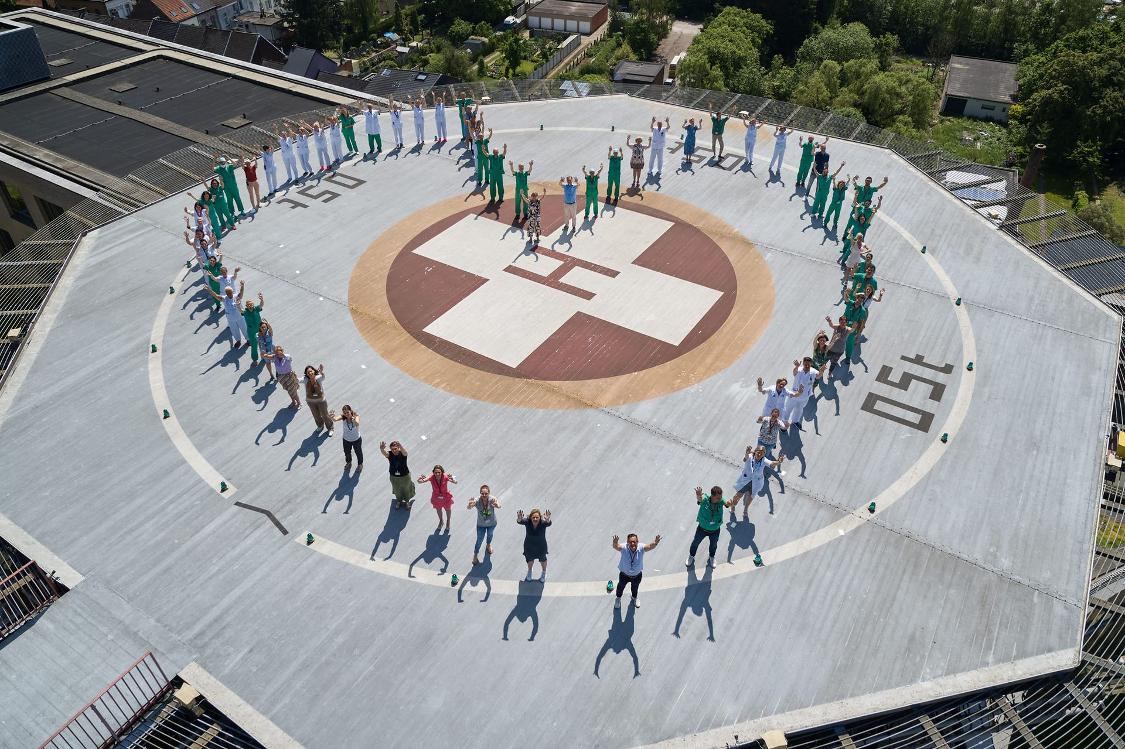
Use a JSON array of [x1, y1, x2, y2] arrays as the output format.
[[0, 95, 1116, 749]]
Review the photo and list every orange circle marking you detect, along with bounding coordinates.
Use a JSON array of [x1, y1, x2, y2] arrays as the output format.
[[349, 186, 774, 409]]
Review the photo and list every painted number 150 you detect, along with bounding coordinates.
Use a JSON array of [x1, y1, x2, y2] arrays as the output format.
[[860, 354, 955, 433]]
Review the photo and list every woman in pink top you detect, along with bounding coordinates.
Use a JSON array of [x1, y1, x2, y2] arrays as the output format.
[[417, 464, 457, 531]]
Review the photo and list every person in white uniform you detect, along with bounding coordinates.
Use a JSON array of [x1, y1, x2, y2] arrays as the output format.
[[294, 127, 313, 176], [304, 121, 330, 171], [275, 127, 299, 183], [769, 125, 789, 174], [730, 445, 785, 516], [203, 280, 248, 349], [389, 98, 405, 147], [412, 96, 425, 145], [363, 104, 382, 155], [261, 143, 278, 196], [431, 91, 448, 142], [742, 117, 763, 172], [328, 116, 344, 164], [648, 116, 669, 175], [786, 357, 824, 428], [756, 376, 803, 418]]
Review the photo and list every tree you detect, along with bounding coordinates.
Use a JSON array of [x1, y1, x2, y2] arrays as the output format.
[[1013, 22, 1125, 187], [624, 16, 662, 60], [745, 0, 816, 57], [448, 19, 474, 45], [677, 53, 725, 89], [795, 22, 878, 67], [1078, 203, 1125, 244], [281, 0, 342, 51], [433, 40, 473, 79], [859, 70, 937, 128], [501, 32, 526, 76], [678, 7, 772, 91]]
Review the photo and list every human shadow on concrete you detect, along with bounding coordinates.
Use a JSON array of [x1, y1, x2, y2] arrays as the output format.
[[286, 430, 327, 471], [256, 405, 295, 446], [502, 580, 543, 642], [457, 555, 493, 603], [408, 530, 450, 578], [673, 565, 715, 642], [232, 362, 263, 394], [779, 423, 808, 479], [594, 602, 640, 678], [643, 171, 662, 191], [200, 342, 243, 375], [322, 467, 360, 514], [765, 168, 785, 189], [250, 380, 276, 411], [370, 500, 410, 561], [725, 517, 760, 564], [812, 378, 841, 424], [549, 231, 574, 253]]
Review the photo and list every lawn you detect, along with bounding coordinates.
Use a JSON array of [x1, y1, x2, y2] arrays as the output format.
[[928, 117, 1010, 167], [1099, 516, 1125, 549]]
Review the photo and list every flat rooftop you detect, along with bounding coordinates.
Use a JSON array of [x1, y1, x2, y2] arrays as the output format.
[[0, 94, 1115, 748]]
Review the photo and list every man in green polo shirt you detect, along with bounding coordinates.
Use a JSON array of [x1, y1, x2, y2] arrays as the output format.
[[215, 157, 244, 218], [709, 110, 730, 160], [852, 175, 888, 204], [686, 485, 735, 568], [606, 145, 623, 202], [509, 158, 533, 221], [582, 163, 603, 220], [487, 143, 507, 203], [795, 135, 821, 189]]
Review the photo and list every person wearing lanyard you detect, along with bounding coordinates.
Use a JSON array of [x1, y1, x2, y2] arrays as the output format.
[[331, 405, 362, 471], [380, 440, 415, 509], [265, 345, 300, 408], [418, 464, 457, 532], [468, 485, 502, 565], [755, 408, 789, 459], [787, 357, 825, 427], [560, 175, 579, 234], [687, 486, 735, 568], [730, 445, 785, 517], [756, 376, 802, 418], [612, 532, 661, 609]]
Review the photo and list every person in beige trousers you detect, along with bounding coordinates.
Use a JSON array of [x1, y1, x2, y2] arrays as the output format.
[[300, 364, 332, 435]]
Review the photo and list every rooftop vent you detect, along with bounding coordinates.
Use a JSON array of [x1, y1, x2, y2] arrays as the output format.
[[109, 82, 136, 93]]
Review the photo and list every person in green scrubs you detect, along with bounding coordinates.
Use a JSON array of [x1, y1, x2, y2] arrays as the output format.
[[852, 175, 888, 204], [210, 178, 235, 232], [240, 292, 265, 363], [475, 127, 492, 186], [582, 163, 603, 220], [192, 189, 223, 240], [606, 145, 623, 202], [215, 158, 244, 218], [487, 143, 507, 202], [709, 110, 730, 160], [823, 174, 850, 233], [844, 196, 880, 238], [509, 159, 533, 221], [843, 291, 868, 360], [839, 229, 863, 267], [339, 107, 358, 154], [203, 254, 222, 311], [795, 135, 823, 188], [811, 162, 845, 219]]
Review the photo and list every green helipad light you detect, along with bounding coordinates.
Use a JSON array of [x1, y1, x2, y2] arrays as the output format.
[[941, 433, 949, 443], [753, 554, 763, 567], [451, 574, 459, 587], [306, 532, 314, 545], [168, 286, 175, 294], [219, 481, 228, 493], [162, 408, 170, 419], [868, 502, 876, 513], [606, 580, 614, 593], [151, 344, 157, 353], [967, 361, 974, 371]]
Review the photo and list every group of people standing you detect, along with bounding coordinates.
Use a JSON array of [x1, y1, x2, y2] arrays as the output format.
[[176, 95, 900, 610]]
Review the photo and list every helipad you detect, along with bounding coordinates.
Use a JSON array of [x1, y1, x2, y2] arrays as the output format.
[[0, 94, 1115, 749]]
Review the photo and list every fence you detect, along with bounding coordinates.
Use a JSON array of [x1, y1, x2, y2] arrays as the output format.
[[39, 651, 173, 749], [527, 33, 580, 80], [0, 560, 61, 639]]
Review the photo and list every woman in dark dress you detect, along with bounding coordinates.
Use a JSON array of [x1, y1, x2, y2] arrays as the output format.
[[517, 508, 552, 583], [380, 440, 415, 509]]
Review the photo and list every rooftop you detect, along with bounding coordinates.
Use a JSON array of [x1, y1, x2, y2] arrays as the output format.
[[611, 59, 665, 83], [317, 67, 458, 98], [528, 0, 607, 18], [0, 87, 1117, 748], [944, 54, 1017, 103]]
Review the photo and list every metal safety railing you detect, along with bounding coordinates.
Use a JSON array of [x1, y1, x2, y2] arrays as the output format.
[[39, 651, 173, 749], [0, 559, 61, 639]]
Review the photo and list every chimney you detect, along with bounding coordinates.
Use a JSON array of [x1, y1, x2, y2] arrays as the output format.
[[1020, 143, 1046, 189]]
